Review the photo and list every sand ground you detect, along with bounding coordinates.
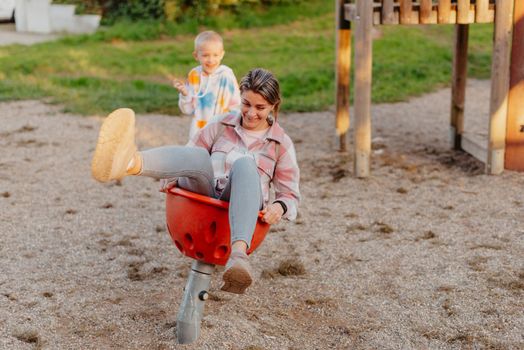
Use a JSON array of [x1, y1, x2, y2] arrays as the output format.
[[0, 80, 523, 349]]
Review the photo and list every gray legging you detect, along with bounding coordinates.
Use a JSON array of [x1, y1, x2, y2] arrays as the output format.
[[140, 146, 262, 247]]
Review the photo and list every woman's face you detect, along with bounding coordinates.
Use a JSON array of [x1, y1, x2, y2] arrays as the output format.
[[240, 90, 274, 131]]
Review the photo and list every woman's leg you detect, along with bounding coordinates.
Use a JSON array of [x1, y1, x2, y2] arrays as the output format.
[[140, 146, 215, 197], [219, 156, 263, 248], [219, 156, 262, 294], [91, 108, 215, 197]]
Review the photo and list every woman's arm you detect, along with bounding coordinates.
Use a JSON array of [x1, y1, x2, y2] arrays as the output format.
[[272, 139, 301, 221]]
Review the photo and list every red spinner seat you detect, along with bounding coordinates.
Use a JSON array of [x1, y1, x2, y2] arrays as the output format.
[[165, 187, 271, 266]]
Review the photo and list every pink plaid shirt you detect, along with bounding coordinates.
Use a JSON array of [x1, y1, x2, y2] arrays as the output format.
[[187, 111, 300, 220]]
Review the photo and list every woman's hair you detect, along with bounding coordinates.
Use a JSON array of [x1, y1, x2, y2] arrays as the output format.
[[239, 68, 282, 120]]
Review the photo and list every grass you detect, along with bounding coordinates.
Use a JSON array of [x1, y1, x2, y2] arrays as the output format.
[[0, 1, 494, 116]]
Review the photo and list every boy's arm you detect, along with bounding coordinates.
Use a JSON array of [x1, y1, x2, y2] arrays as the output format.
[[178, 69, 198, 115], [178, 91, 194, 115], [226, 70, 241, 111]]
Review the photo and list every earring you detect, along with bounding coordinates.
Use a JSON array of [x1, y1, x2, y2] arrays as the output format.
[[267, 114, 274, 126]]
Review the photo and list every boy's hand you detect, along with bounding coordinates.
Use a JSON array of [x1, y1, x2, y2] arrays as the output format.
[[173, 79, 188, 96], [261, 203, 284, 225]]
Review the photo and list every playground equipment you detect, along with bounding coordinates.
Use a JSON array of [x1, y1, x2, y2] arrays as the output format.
[[165, 187, 270, 344], [335, 0, 524, 176]]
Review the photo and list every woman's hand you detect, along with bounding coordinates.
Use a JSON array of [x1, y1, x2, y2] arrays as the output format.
[[261, 202, 284, 225], [173, 79, 188, 96], [159, 178, 178, 192]]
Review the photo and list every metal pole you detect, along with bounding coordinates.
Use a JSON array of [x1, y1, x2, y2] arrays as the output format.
[[176, 260, 215, 344]]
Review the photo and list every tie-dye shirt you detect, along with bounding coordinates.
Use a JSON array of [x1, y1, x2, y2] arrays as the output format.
[[187, 111, 301, 221], [178, 65, 241, 139]]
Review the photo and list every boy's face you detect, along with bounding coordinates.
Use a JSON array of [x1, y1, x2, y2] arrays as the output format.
[[193, 41, 225, 75]]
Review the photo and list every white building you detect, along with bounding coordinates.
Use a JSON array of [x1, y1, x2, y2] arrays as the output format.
[[11, 0, 100, 34]]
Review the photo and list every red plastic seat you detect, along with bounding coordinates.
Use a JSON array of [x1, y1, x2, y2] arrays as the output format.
[[165, 187, 270, 266]]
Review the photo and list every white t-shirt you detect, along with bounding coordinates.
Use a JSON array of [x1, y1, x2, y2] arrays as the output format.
[[212, 126, 269, 192], [239, 127, 269, 149]]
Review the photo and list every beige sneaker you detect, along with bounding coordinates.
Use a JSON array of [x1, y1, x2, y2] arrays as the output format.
[[91, 108, 137, 182], [221, 250, 253, 294]]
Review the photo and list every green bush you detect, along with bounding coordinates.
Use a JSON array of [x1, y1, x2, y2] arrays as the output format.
[[57, 0, 327, 44], [53, 0, 305, 24], [52, 0, 102, 14], [171, 0, 304, 23], [101, 0, 165, 23]]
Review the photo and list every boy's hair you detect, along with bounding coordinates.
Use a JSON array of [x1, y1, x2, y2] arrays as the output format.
[[239, 68, 282, 119], [194, 31, 223, 50]]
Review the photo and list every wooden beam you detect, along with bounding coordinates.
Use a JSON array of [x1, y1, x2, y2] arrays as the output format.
[[400, 0, 413, 24], [457, 0, 471, 24], [487, 0, 514, 174], [369, 0, 496, 25], [451, 24, 469, 150], [461, 132, 488, 163], [382, 0, 395, 25], [353, 0, 373, 177], [344, 3, 357, 22], [438, 0, 451, 24], [505, 0, 524, 170], [336, 0, 351, 152], [475, 0, 491, 23], [420, 0, 433, 24]]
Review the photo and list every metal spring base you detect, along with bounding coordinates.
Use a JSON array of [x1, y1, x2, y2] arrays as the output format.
[[176, 260, 215, 344]]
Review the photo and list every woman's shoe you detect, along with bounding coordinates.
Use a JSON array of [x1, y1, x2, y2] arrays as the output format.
[[91, 108, 137, 182], [221, 250, 253, 294]]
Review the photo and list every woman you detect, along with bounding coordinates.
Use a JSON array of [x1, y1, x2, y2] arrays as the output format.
[[91, 68, 300, 294]]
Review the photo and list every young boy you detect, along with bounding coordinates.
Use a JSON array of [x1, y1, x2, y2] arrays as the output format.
[[173, 31, 241, 139]]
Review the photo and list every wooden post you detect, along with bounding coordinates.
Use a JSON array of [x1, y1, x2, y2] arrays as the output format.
[[400, 0, 413, 24], [505, 0, 524, 170], [438, 0, 451, 24], [475, 0, 491, 23], [457, 0, 471, 24], [336, 0, 351, 152], [382, 0, 395, 25], [420, 0, 433, 24], [450, 24, 469, 149], [487, 0, 514, 174], [353, 0, 373, 177]]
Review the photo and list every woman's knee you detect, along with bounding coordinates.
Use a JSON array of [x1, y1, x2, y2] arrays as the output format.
[[231, 156, 257, 174]]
